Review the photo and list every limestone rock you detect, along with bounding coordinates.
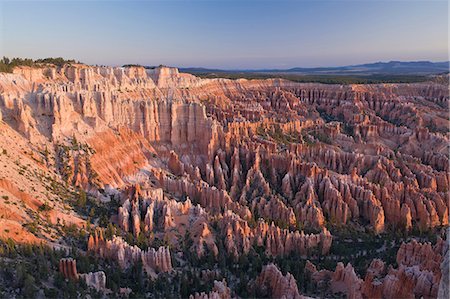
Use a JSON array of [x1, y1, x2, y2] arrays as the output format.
[[168, 150, 184, 176], [79, 271, 107, 292]]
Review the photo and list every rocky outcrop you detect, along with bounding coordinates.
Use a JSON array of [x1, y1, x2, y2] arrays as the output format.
[[59, 258, 107, 292], [148, 66, 202, 89], [59, 258, 79, 280], [307, 236, 447, 299], [305, 261, 363, 299], [396, 239, 443, 274], [1, 65, 447, 233], [330, 263, 363, 299], [363, 237, 446, 299], [157, 170, 251, 220], [255, 221, 332, 257], [189, 280, 232, 299], [168, 150, 184, 176], [1, 65, 217, 181], [79, 271, 107, 292], [1, 64, 448, 297], [88, 232, 172, 277], [115, 183, 218, 259], [254, 263, 303, 299], [218, 211, 332, 259]]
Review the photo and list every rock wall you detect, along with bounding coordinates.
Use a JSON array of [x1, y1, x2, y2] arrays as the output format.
[[438, 229, 449, 299], [79, 272, 107, 292], [0, 65, 217, 188], [189, 280, 232, 299]]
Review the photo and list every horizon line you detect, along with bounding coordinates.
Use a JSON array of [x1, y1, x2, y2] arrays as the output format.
[[2, 56, 449, 71]]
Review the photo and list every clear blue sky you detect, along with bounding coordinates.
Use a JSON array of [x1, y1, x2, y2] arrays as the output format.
[[0, 0, 448, 69]]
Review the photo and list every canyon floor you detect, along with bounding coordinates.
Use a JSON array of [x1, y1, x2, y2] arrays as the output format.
[[0, 63, 448, 298]]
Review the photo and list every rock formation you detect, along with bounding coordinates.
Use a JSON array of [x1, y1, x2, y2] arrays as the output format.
[[2, 64, 447, 234], [59, 258, 79, 281], [254, 263, 303, 299], [1, 63, 448, 298], [115, 183, 218, 259], [79, 272, 107, 292], [59, 258, 107, 292], [218, 211, 332, 259], [189, 280, 232, 299], [88, 231, 172, 277], [306, 236, 448, 299], [330, 263, 363, 299], [438, 229, 449, 299]]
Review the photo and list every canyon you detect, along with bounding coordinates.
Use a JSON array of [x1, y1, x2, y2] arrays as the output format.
[[0, 63, 448, 298]]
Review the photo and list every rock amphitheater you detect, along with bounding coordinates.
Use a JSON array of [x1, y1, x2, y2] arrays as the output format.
[[0, 64, 448, 298]]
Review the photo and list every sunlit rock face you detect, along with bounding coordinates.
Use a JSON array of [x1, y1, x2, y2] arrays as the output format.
[[0, 64, 448, 298]]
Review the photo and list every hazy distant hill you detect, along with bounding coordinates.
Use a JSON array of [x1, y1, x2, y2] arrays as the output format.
[[181, 61, 449, 75]]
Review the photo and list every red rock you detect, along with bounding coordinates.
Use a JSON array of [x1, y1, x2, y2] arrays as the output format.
[[330, 263, 363, 299], [255, 263, 304, 299], [1, 64, 449, 297], [59, 258, 79, 280]]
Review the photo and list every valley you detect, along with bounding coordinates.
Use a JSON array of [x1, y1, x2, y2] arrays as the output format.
[[0, 62, 448, 298]]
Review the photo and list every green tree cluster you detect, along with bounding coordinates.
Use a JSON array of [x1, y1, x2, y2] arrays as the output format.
[[0, 56, 78, 73]]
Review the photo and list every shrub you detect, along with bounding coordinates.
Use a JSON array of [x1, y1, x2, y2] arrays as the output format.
[[76, 190, 87, 208], [38, 202, 53, 212]]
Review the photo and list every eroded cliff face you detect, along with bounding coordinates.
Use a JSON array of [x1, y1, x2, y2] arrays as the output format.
[[0, 65, 216, 185], [254, 263, 304, 299], [88, 232, 173, 277], [0, 64, 448, 298], [305, 236, 448, 299]]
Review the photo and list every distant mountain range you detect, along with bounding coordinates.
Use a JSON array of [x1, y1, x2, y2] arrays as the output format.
[[180, 61, 450, 75]]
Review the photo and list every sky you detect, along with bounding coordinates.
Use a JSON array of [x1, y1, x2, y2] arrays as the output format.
[[0, 0, 448, 69]]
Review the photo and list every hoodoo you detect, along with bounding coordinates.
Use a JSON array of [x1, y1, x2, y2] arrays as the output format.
[[0, 62, 448, 298]]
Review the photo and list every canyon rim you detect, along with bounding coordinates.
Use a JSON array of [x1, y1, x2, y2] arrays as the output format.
[[0, 1, 449, 298]]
